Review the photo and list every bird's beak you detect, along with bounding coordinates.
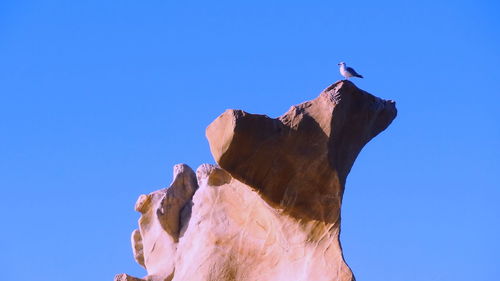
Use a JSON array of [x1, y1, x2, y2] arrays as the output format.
[[337, 63, 340, 65]]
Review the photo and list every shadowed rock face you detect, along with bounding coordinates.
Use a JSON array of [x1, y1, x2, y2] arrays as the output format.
[[206, 80, 396, 223], [115, 81, 397, 281]]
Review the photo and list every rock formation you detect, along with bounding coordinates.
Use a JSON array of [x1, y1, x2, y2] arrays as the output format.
[[115, 80, 397, 281]]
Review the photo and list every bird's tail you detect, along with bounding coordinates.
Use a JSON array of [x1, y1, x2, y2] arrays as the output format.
[[356, 74, 364, 78]]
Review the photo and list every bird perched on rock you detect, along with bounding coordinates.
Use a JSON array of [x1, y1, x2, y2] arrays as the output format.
[[338, 62, 363, 80]]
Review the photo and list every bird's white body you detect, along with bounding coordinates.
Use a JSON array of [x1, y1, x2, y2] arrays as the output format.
[[338, 62, 363, 80], [339, 64, 353, 79]]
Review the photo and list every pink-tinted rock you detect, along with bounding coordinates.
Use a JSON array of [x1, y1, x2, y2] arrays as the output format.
[[116, 80, 397, 281]]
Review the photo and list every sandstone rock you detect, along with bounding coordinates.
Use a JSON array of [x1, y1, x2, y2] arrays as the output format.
[[115, 80, 397, 281], [206, 80, 396, 224], [114, 273, 146, 281], [131, 229, 145, 268], [129, 164, 198, 281]]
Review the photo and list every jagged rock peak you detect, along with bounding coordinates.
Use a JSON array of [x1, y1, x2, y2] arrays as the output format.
[[115, 80, 397, 281]]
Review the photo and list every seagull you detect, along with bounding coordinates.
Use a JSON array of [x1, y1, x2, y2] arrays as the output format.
[[338, 62, 363, 80]]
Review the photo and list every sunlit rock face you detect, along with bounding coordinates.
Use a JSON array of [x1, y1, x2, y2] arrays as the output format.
[[115, 80, 397, 281]]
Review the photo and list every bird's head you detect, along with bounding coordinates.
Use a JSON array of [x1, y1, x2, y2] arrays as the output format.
[[337, 62, 346, 66]]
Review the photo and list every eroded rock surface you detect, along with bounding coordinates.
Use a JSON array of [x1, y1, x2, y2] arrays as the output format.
[[115, 81, 397, 281]]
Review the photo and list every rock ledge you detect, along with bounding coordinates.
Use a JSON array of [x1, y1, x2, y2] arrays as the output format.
[[115, 81, 397, 281]]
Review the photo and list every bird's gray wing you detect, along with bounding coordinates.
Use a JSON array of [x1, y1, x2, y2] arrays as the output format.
[[346, 67, 361, 76]]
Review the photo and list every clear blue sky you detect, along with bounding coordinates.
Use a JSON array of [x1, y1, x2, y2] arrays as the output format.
[[1, 1, 499, 281]]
